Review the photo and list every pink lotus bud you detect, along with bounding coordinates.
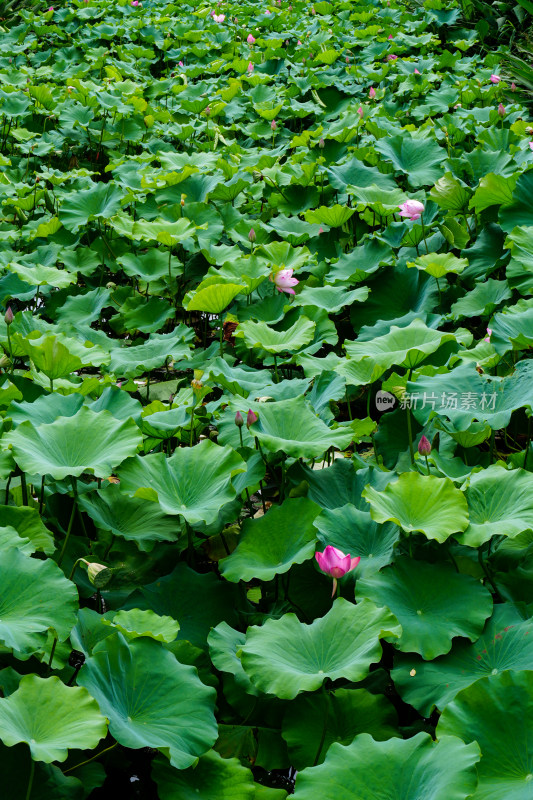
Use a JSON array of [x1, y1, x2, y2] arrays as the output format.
[[490, 74, 500, 84], [298, 40, 302, 45], [5, 306, 14, 325], [271, 119, 277, 131], [484, 327, 493, 343], [247, 61, 254, 73], [205, 105, 211, 116], [48, 5, 53, 10], [369, 86, 376, 99], [418, 435, 432, 456], [529, 141, 533, 151], [387, 54, 397, 61], [265, 8, 270, 13], [246, 409, 258, 428], [414, 68, 420, 74], [318, 137, 325, 148], [269, 268, 299, 295], [179, 61, 184, 67], [398, 199, 425, 221], [498, 103, 505, 116], [511, 82, 516, 91], [318, 227, 324, 234], [247, 33, 256, 43], [315, 545, 361, 596], [235, 411, 244, 428], [345, 57, 350, 63], [388, 34, 393, 39], [357, 106, 363, 116], [248, 228, 256, 242]]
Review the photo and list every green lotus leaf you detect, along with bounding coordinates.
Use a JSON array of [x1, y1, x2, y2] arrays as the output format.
[[77, 484, 180, 551], [375, 134, 447, 187], [208, 622, 259, 695], [258, 242, 314, 272], [363, 472, 469, 542], [282, 688, 399, 769], [103, 609, 179, 643], [292, 285, 369, 312], [0, 526, 34, 555], [187, 283, 245, 314], [393, 605, 533, 716], [8, 262, 76, 289], [236, 318, 316, 354], [239, 598, 401, 699], [60, 183, 124, 233], [469, 173, 516, 213], [407, 252, 468, 279], [78, 633, 217, 769], [153, 750, 255, 800], [314, 505, 399, 577], [4, 406, 142, 479], [345, 319, 466, 371], [247, 397, 354, 459], [456, 466, 533, 547], [0, 547, 77, 653], [505, 226, 533, 292], [291, 732, 480, 800], [0, 505, 54, 554], [107, 329, 194, 377], [490, 299, 533, 353], [118, 439, 245, 525], [430, 173, 471, 212], [438, 670, 533, 799], [108, 215, 198, 243], [304, 205, 355, 227], [220, 498, 320, 583], [357, 557, 492, 658], [126, 562, 241, 647], [0, 675, 107, 762], [498, 169, 533, 233], [12, 333, 83, 381], [450, 279, 512, 319]]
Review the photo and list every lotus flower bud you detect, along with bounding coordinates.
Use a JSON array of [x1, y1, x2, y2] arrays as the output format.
[[498, 103, 505, 116], [248, 228, 256, 242], [181, 193, 186, 207], [511, 82, 516, 91], [235, 411, 244, 427], [246, 409, 258, 428], [247, 61, 254, 73], [271, 119, 277, 131], [315, 545, 361, 596], [318, 137, 325, 148], [418, 435, 432, 456], [205, 105, 211, 116], [369, 86, 376, 99], [87, 562, 112, 588], [4, 306, 13, 325]]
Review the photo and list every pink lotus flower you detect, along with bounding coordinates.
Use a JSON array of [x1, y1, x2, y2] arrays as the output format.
[[388, 34, 393, 39], [247, 33, 256, 43], [265, 8, 270, 13], [369, 86, 376, 99], [179, 60, 184, 67], [490, 74, 500, 84], [298, 40, 302, 45], [498, 103, 505, 116], [315, 546, 361, 596], [511, 82, 516, 91], [387, 54, 397, 61], [248, 228, 256, 242], [399, 199, 425, 221], [270, 268, 298, 295], [247, 61, 254, 73], [529, 141, 533, 151], [48, 5, 53, 9], [213, 13, 225, 22], [484, 327, 493, 343]]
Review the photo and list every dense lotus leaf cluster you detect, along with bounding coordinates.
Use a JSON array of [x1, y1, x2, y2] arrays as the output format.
[[0, 0, 532, 797]]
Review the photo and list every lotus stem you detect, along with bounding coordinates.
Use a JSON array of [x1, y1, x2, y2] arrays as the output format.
[[313, 685, 330, 766], [25, 759, 35, 800]]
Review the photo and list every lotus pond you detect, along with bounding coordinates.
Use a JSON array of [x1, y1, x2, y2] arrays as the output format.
[[0, 0, 532, 797]]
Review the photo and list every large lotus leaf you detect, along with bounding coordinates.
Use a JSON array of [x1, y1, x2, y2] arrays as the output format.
[[236, 318, 316, 354], [304, 205, 355, 227], [450, 279, 512, 319], [59, 183, 124, 232], [490, 299, 533, 353], [393, 604, 533, 715], [107, 329, 194, 377], [108, 215, 198, 244], [430, 173, 471, 212], [8, 262, 76, 289], [0, 675, 107, 763], [124, 562, 240, 647], [292, 285, 369, 313], [438, 670, 533, 800], [0, 526, 34, 555], [77, 484, 180, 551], [79, 633, 217, 769], [457, 466, 533, 547], [13, 333, 83, 380], [363, 472, 469, 542], [0, 547, 77, 653], [291, 460, 393, 511], [118, 439, 245, 525], [344, 319, 466, 371], [258, 242, 314, 272], [239, 598, 401, 699], [4, 406, 142, 479], [407, 252, 468, 279], [357, 557, 492, 659], [187, 283, 245, 314], [152, 750, 255, 800], [220, 498, 321, 582], [291, 732, 480, 800], [103, 609, 179, 643], [498, 169, 533, 232], [407, 360, 533, 430], [375, 134, 447, 186], [469, 173, 516, 214], [314, 505, 399, 577], [282, 689, 399, 769], [248, 397, 353, 459], [0, 505, 54, 554], [208, 622, 258, 696]]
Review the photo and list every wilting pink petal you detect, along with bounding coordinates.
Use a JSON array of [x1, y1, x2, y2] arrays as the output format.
[[270, 268, 298, 295], [387, 54, 397, 61], [246, 409, 258, 428], [398, 199, 425, 221]]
